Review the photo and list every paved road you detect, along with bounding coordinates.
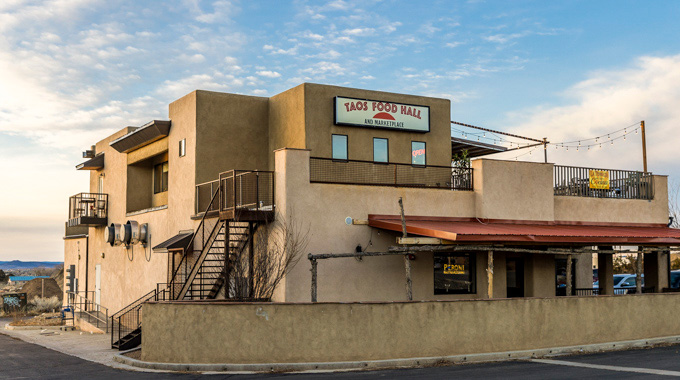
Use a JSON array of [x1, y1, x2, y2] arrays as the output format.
[[2, 332, 680, 379]]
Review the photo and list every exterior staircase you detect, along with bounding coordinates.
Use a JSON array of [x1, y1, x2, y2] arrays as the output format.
[[110, 170, 274, 350]]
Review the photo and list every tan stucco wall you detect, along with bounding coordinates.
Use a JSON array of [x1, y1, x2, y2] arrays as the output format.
[[195, 90, 270, 182], [268, 85, 306, 170], [473, 159, 555, 221], [303, 83, 451, 166], [142, 293, 680, 364], [275, 148, 478, 302], [554, 175, 669, 224], [63, 237, 87, 303]]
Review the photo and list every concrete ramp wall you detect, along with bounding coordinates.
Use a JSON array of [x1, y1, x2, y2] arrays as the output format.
[[142, 294, 680, 364]]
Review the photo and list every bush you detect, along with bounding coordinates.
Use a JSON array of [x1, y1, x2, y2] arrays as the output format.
[[29, 296, 61, 313]]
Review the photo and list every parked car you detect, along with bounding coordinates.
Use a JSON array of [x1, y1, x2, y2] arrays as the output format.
[[670, 270, 680, 289], [593, 274, 644, 294]]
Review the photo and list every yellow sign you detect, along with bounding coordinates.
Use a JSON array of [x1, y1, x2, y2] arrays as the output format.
[[443, 264, 466, 275], [589, 170, 610, 189]]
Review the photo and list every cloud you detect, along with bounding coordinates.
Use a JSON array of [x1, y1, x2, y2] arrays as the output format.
[[499, 55, 680, 176], [256, 70, 282, 78]]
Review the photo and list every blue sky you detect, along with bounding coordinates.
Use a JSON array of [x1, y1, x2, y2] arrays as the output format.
[[2, 0, 680, 260]]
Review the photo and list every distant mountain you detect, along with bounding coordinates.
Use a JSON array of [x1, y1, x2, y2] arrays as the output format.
[[0, 261, 63, 270]]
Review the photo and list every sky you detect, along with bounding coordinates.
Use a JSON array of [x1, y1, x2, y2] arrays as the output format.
[[1, 0, 680, 261]]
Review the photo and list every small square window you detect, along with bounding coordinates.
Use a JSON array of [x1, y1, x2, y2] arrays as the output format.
[[412, 141, 426, 166], [373, 138, 388, 163], [332, 134, 348, 160], [179, 139, 186, 157]]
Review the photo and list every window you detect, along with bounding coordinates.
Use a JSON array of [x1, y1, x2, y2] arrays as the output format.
[[434, 252, 476, 294], [412, 141, 426, 165], [153, 162, 168, 194], [179, 139, 186, 157], [373, 138, 388, 163], [332, 134, 348, 160]]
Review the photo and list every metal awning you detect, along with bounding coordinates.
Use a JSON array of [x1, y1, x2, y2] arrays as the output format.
[[368, 215, 680, 245], [76, 154, 104, 170], [451, 137, 507, 158], [110, 120, 171, 153], [152, 231, 193, 253]]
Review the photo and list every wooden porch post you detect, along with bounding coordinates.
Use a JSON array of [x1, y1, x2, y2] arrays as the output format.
[[487, 250, 494, 299], [404, 256, 413, 301], [636, 250, 643, 294], [399, 197, 413, 301], [566, 254, 572, 296], [310, 258, 318, 303]]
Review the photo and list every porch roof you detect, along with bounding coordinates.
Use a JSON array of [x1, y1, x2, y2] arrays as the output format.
[[152, 231, 193, 253], [367, 215, 680, 245]]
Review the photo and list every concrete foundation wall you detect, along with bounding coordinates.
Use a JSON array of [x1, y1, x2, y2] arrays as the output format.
[[142, 293, 680, 364]]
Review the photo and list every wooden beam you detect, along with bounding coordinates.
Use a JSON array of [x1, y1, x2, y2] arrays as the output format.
[[487, 250, 493, 299], [397, 237, 454, 245], [388, 244, 667, 255], [398, 197, 407, 238], [404, 256, 413, 301], [636, 251, 643, 294], [566, 254, 572, 297], [311, 258, 318, 303]]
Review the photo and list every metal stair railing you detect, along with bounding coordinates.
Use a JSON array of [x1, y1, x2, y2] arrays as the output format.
[[68, 291, 109, 333], [166, 187, 221, 299], [176, 220, 225, 300], [109, 288, 169, 349]]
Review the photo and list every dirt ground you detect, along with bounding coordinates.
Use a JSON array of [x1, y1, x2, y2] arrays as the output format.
[[9, 312, 64, 326]]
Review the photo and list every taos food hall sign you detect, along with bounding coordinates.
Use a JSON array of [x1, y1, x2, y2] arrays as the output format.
[[334, 96, 430, 133]]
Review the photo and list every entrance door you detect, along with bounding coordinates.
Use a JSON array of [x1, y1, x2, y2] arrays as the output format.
[[506, 258, 525, 297], [95, 264, 101, 309]]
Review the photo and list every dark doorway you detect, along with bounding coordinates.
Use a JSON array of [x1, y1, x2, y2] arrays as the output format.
[[506, 258, 525, 297]]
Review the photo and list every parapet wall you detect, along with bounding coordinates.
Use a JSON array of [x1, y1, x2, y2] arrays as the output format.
[[142, 294, 680, 364]]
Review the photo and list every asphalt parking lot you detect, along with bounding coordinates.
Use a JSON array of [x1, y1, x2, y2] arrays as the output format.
[[2, 332, 680, 379]]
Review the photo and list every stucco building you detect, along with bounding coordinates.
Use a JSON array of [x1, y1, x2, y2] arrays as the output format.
[[63, 83, 680, 350]]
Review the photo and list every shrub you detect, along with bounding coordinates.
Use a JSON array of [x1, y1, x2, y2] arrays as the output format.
[[29, 296, 61, 313]]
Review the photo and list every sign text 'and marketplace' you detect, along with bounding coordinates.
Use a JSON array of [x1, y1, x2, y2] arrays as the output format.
[[334, 96, 430, 132]]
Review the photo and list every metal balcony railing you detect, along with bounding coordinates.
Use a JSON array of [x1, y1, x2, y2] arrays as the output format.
[[554, 165, 653, 200], [195, 179, 220, 215], [219, 170, 275, 215], [309, 157, 473, 190], [67, 192, 108, 226]]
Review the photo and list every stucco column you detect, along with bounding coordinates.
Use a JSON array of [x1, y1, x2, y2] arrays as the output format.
[[597, 253, 614, 295], [644, 251, 669, 292]]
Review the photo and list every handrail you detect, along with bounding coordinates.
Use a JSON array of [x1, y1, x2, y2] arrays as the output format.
[[167, 187, 221, 296], [309, 157, 473, 191], [67, 291, 109, 332], [110, 289, 155, 319], [110, 289, 158, 348]]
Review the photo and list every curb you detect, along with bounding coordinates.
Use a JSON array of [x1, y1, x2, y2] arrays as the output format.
[[113, 335, 680, 374]]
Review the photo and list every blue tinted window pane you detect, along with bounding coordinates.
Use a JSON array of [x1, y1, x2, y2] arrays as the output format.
[[412, 142, 426, 165], [373, 138, 388, 162], [332, 135, 348, 160]]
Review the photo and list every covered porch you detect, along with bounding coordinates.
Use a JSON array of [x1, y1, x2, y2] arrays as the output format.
[[308, 215, 680, 302]]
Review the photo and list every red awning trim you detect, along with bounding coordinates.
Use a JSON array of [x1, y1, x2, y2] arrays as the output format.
[[368, 215, 680, 245]]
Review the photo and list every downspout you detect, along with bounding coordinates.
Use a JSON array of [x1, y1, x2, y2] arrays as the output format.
[[85, 235, 89, 306]]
